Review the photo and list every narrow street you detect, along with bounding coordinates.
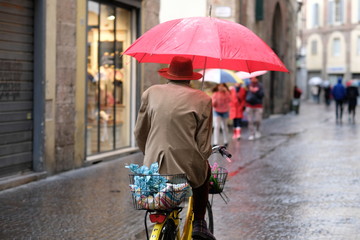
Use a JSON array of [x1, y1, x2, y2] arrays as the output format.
[[1, 101, 360, 240]]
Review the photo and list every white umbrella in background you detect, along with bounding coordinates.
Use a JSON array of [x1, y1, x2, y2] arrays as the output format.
[[322, 80, 330, 87], [308, 76, 322, 85], [235, 70, 268, 79], [198, 69, 244, 84]]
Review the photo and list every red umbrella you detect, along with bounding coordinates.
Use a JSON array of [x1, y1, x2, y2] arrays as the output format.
[[123, 17, 288, 73]]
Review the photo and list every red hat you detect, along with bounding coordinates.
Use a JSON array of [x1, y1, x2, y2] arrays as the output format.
[[158, 56, 203, 80]]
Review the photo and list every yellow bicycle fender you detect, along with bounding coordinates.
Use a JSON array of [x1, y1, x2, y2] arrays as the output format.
[[149, 222, 166, 240]]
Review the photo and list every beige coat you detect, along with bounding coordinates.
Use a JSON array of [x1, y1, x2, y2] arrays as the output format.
[[134, 81, 213, 188]]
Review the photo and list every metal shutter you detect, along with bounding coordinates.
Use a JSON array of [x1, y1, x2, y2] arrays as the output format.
[[0, 0, 34, 177]]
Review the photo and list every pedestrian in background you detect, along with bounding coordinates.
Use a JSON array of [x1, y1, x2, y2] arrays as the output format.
[[245, 77, 264, 140], [323, 80, 332, 107], [346, 82, 359, 123], [310, 85, 318, 103], [316, 84, 322, 104], [229, 82, 247, 140], [292, 85, 302, 114], [212, 83, 231, 147], [331, 77, 346, 123]]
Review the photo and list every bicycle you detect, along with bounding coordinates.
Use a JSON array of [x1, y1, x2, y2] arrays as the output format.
[[127, 145, 232, 240]]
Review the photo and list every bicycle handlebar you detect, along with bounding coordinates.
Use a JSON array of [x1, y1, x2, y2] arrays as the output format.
[[219, 146, 232, 158], [212, 145, 232, 158]]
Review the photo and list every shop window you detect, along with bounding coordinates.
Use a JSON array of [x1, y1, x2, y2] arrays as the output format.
[[328, 74, 343, 85], [86, 1, 132, 155]]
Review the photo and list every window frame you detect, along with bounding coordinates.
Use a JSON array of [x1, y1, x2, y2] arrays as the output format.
[[328, 0, 345, 25], [312, 3, 319, 27], [255, 0, 264, 21], [311, 39, 318, 55], [332, 37, 341, 56], [358, 0, 360, 22]]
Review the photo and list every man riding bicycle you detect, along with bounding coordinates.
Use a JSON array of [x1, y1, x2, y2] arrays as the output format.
[[134, 56, 216, 240]]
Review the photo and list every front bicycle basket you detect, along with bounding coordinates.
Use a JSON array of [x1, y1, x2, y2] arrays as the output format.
[[209, 167, 228, 194], [129, 173, 190, 210]]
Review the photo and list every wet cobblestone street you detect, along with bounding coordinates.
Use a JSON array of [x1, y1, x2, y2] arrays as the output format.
[[1, 101, 360, 240]]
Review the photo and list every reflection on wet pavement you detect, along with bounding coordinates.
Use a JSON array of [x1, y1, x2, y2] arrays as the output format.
[[1, 102, 360, 239]]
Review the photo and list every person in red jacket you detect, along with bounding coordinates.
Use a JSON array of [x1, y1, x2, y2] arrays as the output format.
[[212, 83, 231, 147], [229, 82, 247, 140]]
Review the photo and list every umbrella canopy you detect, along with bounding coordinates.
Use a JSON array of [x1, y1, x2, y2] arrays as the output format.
[[123, 17, 288, 73], [346, 79, 360, 87], [322, 80, 330, 87], [309, 77, 322, 85], [235, 70, 267, 79], [198, 69, 243, 84]]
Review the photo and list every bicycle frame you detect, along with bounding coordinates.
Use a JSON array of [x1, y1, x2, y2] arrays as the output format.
[[136, 145, 231, 240], [180, 196, 193, 240]]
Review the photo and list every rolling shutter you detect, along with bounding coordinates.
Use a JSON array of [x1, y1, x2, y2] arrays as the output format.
[[0, 0, 34, 177]]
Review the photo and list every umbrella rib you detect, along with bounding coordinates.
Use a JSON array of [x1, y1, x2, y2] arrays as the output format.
[[245, 61, 252, 73], [137, 53, 147, 63], [185, 23, 201, 55], [213, 19, 222, 61], [201, 57, 208, 91]]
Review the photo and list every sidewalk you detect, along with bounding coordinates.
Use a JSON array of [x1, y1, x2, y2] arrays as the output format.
[[1, 100, 359, 239]]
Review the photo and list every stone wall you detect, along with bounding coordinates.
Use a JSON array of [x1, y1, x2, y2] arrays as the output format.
[[54, 0, 77, 172], [237, 0, 297, 116], [47, 0, 160, 173], [141, 0, 163, 91]]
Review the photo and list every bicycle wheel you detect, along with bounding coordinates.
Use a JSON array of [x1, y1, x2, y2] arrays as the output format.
[[159, 218, 177, 240], [205, 201, 214, 234]]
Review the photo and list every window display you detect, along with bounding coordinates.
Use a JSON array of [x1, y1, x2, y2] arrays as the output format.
[[87, 1, 132, 155]]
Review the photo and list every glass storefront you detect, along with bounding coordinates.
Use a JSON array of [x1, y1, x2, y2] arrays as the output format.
[[86, 1, 133, 155]]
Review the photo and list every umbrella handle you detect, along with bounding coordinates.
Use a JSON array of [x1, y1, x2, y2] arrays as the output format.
[[201, 57, 208, 91]]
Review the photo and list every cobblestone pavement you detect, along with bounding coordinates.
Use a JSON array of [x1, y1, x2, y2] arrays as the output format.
[[1, 101, 360, 240]]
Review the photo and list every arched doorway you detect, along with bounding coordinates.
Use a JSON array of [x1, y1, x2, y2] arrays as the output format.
[[270, 3, 286, 114]]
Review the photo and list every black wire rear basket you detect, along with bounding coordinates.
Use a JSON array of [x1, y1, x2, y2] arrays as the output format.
[[209, 167, 228, 194], [128, 173, 189, 210]]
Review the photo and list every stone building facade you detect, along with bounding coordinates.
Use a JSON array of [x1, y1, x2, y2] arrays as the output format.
[[0, 0, 297, 190], [298, 0, 360, 98], [204, 0, 297, 116], [235, 0, 298, 116], [0, 0, 159, 190]]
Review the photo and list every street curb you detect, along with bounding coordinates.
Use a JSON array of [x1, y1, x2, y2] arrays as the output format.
[[0, 171, 48, 191]]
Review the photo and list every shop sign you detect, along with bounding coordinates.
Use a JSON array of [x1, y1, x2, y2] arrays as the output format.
[[215, 6, 231, 18], [327, 66, 345, 73]]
